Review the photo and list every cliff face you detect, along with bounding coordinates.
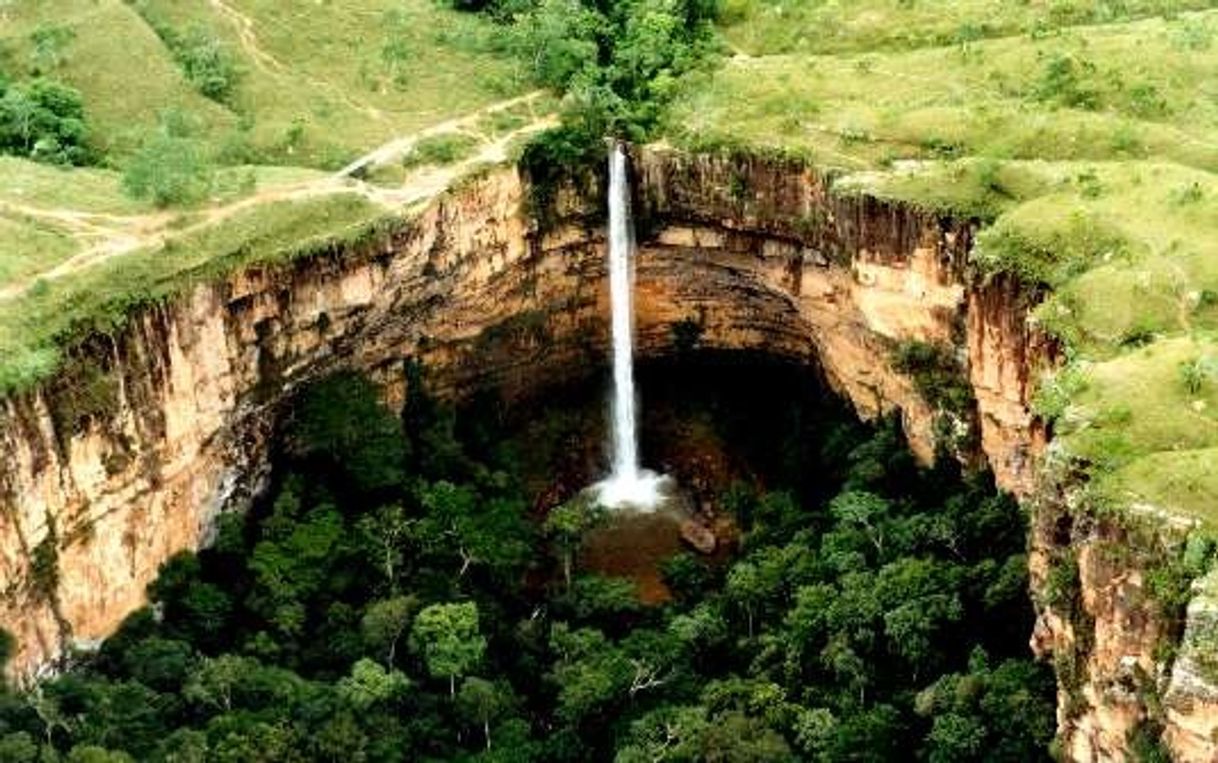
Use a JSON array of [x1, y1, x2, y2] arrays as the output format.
[[1, 148, 1214, 758]]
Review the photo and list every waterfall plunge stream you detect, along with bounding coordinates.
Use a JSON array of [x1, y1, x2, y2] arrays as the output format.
[[593, 145, 669, 510]]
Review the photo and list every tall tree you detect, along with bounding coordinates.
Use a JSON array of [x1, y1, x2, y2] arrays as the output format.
[[409, 602, 486, 696]]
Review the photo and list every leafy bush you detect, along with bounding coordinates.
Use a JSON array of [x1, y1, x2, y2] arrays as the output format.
[[175, 26, 242, 102], [1178, 356, 1218, 396], [0, 78, 91, 165], [126, 3, 241, 103], [28, 23, 76, 75], [403, 133, 479, 167], [891, 340, 973, 414], [971, 208, 1128, 286], [1031, 53, 1100, 110], [122, 118, 215, 207]]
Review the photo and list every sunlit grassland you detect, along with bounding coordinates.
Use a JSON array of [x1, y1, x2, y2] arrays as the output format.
[[0, 193, 393, 394], [845, 158, 1218, 524], [0, 156, 335, 283], [1, 0, 526, 168], [0, 216, 79, 284], [0, 0, 237, 157], [0, 0, 532, 395], [721, 0, 1218, 55], [673, 12, 1218, 172], [679, 7, 1218, 525]]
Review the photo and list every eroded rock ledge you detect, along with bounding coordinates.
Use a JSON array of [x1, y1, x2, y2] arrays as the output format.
[[0, 147, 1214, 759]]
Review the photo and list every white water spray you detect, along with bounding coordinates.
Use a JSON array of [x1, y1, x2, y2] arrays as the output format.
[[594, 144, 668, 510]]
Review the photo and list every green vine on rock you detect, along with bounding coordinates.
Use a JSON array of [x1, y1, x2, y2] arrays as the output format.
[[29, 516, 60, 605], [890, 340, 974, 416]]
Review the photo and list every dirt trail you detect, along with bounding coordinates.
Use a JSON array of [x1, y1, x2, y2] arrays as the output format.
[[209, 0, 284, 74], [335, 91, 547, 177], [207, 0, 387, 120], [0, 95, 553, 303]]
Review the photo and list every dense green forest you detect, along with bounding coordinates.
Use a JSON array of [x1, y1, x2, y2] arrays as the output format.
[[0, 358, 1055, 761]]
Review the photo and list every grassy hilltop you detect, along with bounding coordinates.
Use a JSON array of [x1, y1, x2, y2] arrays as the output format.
[[665, 0, 1218, 527]]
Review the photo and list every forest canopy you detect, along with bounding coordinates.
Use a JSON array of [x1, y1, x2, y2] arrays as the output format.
[[0, 366, 1055, 761]]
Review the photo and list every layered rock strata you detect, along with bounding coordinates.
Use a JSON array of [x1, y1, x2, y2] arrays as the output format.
[[1, 148, 1214, 759]]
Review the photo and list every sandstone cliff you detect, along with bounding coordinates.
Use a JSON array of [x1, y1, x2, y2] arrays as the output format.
[[1, 147, 1215, 759]]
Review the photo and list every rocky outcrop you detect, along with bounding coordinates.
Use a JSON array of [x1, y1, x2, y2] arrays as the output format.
[[1, 146, 1214, 758], [1165, 569, 1218, 760], [1027, 472, 1218, 762]]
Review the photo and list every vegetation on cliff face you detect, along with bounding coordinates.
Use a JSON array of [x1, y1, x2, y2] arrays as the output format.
[[0, 367, 1054, 760]]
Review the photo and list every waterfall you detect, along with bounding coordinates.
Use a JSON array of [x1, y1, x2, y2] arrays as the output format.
[[608, 144, 640, 484], [595, 144, 667, 510]]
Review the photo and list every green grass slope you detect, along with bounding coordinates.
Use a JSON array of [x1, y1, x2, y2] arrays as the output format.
[[721, 0, 1218, 55], [668, 6, 1218, 527], [0, 0, 537, 395], [0, 0, 236, 157], [1, 0, 524, 168]]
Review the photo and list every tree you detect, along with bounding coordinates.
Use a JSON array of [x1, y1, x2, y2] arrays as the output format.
[[457, 677, 515, 750], [792, 707, 837, 758], [829, 491, 892, 558], [153, 729, 208, 762], [699, 711, 793, 763], [409, 602, 486, 696], [357, 506, 412, 590], [725, 562, 764, 637], [120, 637, 196, 692], [543, 495, 605, 589], [29, 24, 75, 74], [614, 704, 708, 762], [668, 602, 728, 659], [337, 658, 410, 710], [875, 558, 963, 672], [121, 129, 213, 206], [782, 583, 834, 666], [0, 732, 38, 763], [246, 491, 348, 643], [361, 595, 418, 669], [29, 685, 70, 748], [556, 574, 642, 624], [183, 655, 257, 713], [67, 746, 135, 763], [0, 78, 89, 165], [175, 27, 241, 103], [915, 656, 1056, 761], [510, 0, 603, 89], [148, 553, 232, 651], [287, 373, 406, 493], [821, 704, 903, 762], [926, 713, 987, 763], [416, 482, 532, 582], [548, 625, 632, 724]]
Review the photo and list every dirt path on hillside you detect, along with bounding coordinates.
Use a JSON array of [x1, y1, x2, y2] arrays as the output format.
[[208, 0, 387, 121], [334, 91, 547, 177], [209, 0, 284, 74], [0, 94, 553, 302]]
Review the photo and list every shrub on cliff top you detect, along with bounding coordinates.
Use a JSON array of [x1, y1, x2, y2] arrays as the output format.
[[0, 78, 92, 166]]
